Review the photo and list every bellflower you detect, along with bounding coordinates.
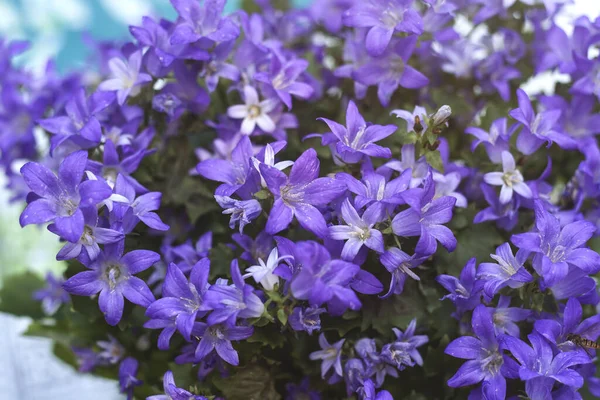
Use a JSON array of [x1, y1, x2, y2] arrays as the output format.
[[204, 259, 265, 325], [318, 100, 397, 163], [169, 0, 239, 46], [509, 89, 577, 155], [260, 148, 346, 238], [445, 305, 514, 400], [392, 174, 457, 256], [97, 335, 125, 364], [289, 306, 326, 335], [465, 118, 511, 164], [118, 357, 142, 400], [499, 332, 591, 398], [483, 151, 532, 204], [98, 50, 152, 106], [63, 242, 159, 325], [379, 248, 423, 298], [381, 319, 428, 370], [357, 379, 393, 400], [243, 247, 293, 291], [343, 0, 423, 56], [200, 41, 240, 92], [476, 242, 533, 300], [33, 272, 70, 316], [145, 260, 211, 341], [474, 184, 520, 231], [433, 172, 467, 208], [147, 370, 207, 400], [227, 85, 277, 135], [193, 322, 254, 366], [491, 296, 532, 337], [511, 202, 600, 287], [437, 258, 482, 317], [254, 55, 314, 109], [215, 195, 261, 233], [353, 37, 429, 106], [391, 105, 428, 134], [309, 333, 345, 378], [19, 150, 113, 243], [329, 199, 385, 261], [383, 144, 429, 188]]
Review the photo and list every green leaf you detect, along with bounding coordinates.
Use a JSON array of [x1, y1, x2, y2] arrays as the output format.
[[213, 364, 281, 400], [277, 308, 288, 326], [0, 272, 44, 318], [425, 150, 444, 173]]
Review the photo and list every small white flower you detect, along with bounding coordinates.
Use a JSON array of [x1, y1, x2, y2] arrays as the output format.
[[243, 248, 292, 291], [227, 86, 277, 135], [252, 143, 294, 187], [483, 151, 532, 204]]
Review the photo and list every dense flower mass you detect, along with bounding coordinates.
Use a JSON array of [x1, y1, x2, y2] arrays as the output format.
[[3, 0, 600, 399]]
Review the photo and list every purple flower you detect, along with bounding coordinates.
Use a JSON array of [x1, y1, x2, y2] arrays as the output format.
[[146, 260, 211, 343], [19, 151, 113, 243], [379, 248, 423, 298], [383, 144, 429, 188], [343, 0, 423, 56], [169, 0, 239, 46], [483, 151, 532, 204], [392, 174, 457, 255], [474, 183, 520, 231], [445, 305, 514, 400], [33, 272, 70, 316], [381, 319, 428, 370], [357, 379, 393, 400], [227, 85, 277, 135], [260, 148, 346, 238], [147, 370, 207, 400], [97, 335, 125, 364], [499, 332, 591, 398], [509, 89, 577, 155], [512, 201, 600, 287], [38, 89, 113, 154], [289, 306, 326, 335], [465, 118, 511, 164], [193, 322, 254, 366], [391, 105, 428, 134], [290, 241, 361, 314], [437, 258, 482, 317], [309, 333, 345, 378], [433, 171, 467, 208], [255, 55, 314, 109], [476, 243, 533, 300], [200, 41, 240, 92], [63, 242, 159, 325], [204, 259, 265, 325], [98, 50, 152, 106], [329, 199, 384, 261], [215, 195, 261, 233], [318, 100, 397, 163], [353, 37, 429, 106], [118, 357, 142, 400], [490, 296, 532, 337]]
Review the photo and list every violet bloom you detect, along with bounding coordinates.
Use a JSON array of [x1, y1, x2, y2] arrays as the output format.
[[98, 50, 152, 105], [437, 258, 482, 317], [353, 36, 429, 106], [169, 0, 239, 46], [19, 150, 112, 243], [33, 272, 70, 316], [318, 100, 397, 163], [499, 332, 591, 399], [445, 305, 515, 400], [535, 297, 600, 351], [474, 183, 520, 231], [215, 195, 261, 233], [310, 333, 345, 378], [483, 151, 532, 204], [204, 259, 265, 325], [193, 322, 254, 366], [97, 335, 125, 364], [200, 41, 240, 92], [196, 136, 259, 198], [260, 148, 346, 238], [53, 207, 123, 261], [511, 201, 600, 287], [491, 296, 532, 337], [381, 319, 428, 370], [39, 89, 113, 154], [343, 0, 423, 56], [379, 248, 423, 298], [329, 199, 385, 261], [118, 357, 142, 400], [392, 174, 457, 256], [465, 118, 511, 164], [477, 242, 533, 300], [254, 55, 314, 109], [145, 260, 211, 342], [433, 172, 467, 208], [358, 379, 393, 400], [148, 370, 207, 400], [336, 170, 410, 220], [509, 89, 576, 155], [289, 306, 326, 335], [383, 144, 429, 188], [227, 85, 277, 135], [391, 105, 428, 134], [290, 241, 361, 314], [63, 242, 159, 325]]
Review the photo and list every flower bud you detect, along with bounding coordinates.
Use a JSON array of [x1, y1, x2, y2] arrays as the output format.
[[432, 105, 452, 126]]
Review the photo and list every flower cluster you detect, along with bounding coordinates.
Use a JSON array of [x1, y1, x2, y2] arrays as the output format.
[[3, 0, 600, 399]]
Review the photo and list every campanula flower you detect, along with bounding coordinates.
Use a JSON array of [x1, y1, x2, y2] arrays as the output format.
[[147, 370, 208, 400], [33, 272, 70, 316], [476, 242, 533, 300], [310, 333, 345, 378], [379, 248, 423, 298], [227, 85, 277, 135], [381, 319, 428, 370], [118, 357, 142, 400], [483, 151, 532, 204], [465, 118, 512, 164], [289, 306, 326, 335], [437, 258, 483, 317], [192, 322, 254, 366], [243, 247, 292, 291], [254, 55, 314, 109], [98, 50, 152, 106], [169, 0, 239, 46], [215, 195, 261, 234]]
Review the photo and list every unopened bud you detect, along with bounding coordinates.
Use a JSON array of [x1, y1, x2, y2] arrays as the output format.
[[414, 115, 424, 133], [432, 105, 451, 126]]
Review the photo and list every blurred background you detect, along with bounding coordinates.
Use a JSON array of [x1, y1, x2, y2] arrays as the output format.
[[0, 0, 599, 399]]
